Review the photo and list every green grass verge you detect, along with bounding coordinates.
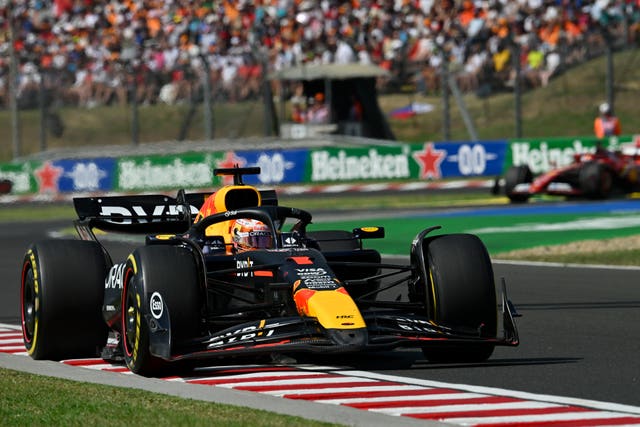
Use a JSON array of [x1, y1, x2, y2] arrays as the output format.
[[278, 189, 504, 211], [0, 204, 76, 222], [308, 213, 640, 267], [0, 367, 338, 427]]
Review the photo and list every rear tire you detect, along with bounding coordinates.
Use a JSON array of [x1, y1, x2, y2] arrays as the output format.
[[21, 240, 110, 360], [504, 165, 532, 203], [122, 245, 201, 376], [421, 234, 497, 363]]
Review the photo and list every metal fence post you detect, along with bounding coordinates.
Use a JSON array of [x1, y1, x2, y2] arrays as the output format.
[[38, 67, 47, 152], [512, 41, 523, 138], [441, 53, 450, 141], [201, 54, 213, 142]]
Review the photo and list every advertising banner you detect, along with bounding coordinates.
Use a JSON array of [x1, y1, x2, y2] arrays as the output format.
[[0, 162, 38, 194], [306, 141, 508, 183], [0, 139, 510, 196], [220, 149, 308, 185], [55, 158, 117, 192], [505, 135, 633, 174], [412, 141, 507, 179], [116, 152, 220, 192], [307, 145, 413, 182], [115, 149, 310, 192]]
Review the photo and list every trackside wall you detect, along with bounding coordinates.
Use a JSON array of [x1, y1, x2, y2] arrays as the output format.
[[0, 135, 634, 196]]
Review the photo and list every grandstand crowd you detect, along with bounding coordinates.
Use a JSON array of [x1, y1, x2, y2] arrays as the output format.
[[0, 0, 637, 111]]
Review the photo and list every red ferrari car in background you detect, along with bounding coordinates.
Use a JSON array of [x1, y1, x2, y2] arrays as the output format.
[[502, 144, 640, 203]]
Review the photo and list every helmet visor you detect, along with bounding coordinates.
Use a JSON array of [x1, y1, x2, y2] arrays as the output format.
[[235, 229, 273, 249]]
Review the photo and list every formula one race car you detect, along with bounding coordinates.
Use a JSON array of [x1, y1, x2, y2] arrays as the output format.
[[21, 167, 519, 376], [503, 144, 640, 203]]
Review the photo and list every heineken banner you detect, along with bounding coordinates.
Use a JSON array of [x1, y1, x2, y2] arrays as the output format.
[[307, 141, 508, 183], [117, 153, 220, 191], [0, 149, 310, 194], [116, 149, 308, 191], [505, 135, 634, 174], [0, 142, 509, 195]]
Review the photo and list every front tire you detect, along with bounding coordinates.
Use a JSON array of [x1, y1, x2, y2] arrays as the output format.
[[122, 245, 202, 376], [421, 234, 497, 363], [21, 240, 110, 360], [504, 165, 532, 203]]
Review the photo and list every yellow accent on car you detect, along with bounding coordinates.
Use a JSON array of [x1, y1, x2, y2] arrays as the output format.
[[429, 269, 437, 318], [127, 254, 138, 274], [212, 185, 262, 213], [133, 293, 141, 362], [27, 250, 39, 356], [201, 185, 263, 240], [361, 227, 379, 232], [305, 289, 365, 329], [154, 234, 175, 240]]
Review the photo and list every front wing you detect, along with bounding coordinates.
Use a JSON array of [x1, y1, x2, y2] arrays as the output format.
[[146, 289, 519, 362]]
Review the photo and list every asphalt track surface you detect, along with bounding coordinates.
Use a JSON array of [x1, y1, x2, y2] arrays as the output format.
[[2, 204, 640, 425]]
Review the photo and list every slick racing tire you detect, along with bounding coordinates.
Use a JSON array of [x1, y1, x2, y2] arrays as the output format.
[[122, 245, 201, 376], [504, 165, 532, 203], [579, 161, 613, 199], [21, 240, 110, 360], [421, 234, 497, 363]]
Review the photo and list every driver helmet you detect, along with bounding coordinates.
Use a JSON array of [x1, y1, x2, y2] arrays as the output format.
[[232, 218, 273, 251], [599, 102, 611, 115]]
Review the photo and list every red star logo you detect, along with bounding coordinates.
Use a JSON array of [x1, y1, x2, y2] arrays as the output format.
[[216, 151, 246, 185], [412, 143, 446, 179], [34, 162, 63, 193]]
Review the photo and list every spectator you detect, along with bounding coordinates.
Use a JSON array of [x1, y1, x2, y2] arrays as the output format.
[[0, 0, 632, 110], [306, 92, 329, 124]]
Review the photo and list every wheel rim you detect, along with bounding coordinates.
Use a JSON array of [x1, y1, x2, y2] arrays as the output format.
[[122, 268, 139, 358], [21, 264, 36, 343]]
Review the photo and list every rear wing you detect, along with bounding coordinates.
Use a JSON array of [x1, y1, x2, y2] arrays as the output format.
[[73, 188, 278, 235]]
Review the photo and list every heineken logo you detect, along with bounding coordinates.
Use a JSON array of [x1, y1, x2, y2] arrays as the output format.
[[311, 148, 410, 182], [118, 159, 213, 190]]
